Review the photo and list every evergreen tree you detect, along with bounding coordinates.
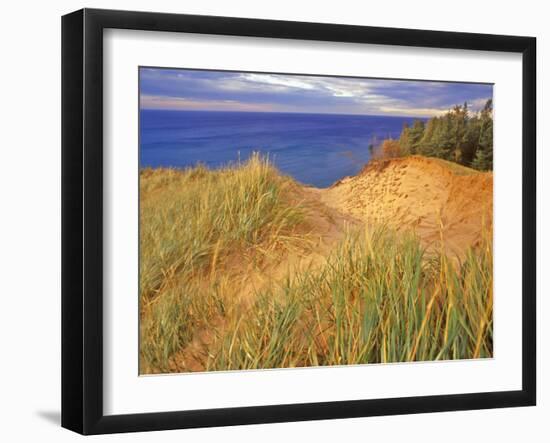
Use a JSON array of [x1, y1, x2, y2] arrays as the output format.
[[432, 113, 454, 160], [408, 119, 426, 154], [380, 98, 493, 171], [399, 123, 412, 155], [417, 117, 438, 156], [449, 102, 468, 164], [471, 147, 491, 171], [461, 115, 481, 165], [472, 99, 493, 170]]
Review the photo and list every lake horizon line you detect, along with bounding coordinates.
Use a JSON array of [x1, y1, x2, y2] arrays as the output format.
[[139, 108, 433, 120]]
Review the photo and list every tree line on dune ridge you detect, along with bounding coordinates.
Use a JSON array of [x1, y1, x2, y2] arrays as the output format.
[[376, 99, 493, 171]]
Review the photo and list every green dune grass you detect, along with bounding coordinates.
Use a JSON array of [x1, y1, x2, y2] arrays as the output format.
[[139, 155, 493, 374]]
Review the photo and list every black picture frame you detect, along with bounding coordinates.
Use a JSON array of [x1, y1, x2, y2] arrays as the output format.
[[61, 8, 536, 435]]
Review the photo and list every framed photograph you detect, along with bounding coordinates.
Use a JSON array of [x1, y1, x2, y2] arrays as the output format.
[[61, 8, 536, 434]]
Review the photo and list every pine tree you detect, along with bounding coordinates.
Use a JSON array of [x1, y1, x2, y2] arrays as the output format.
[[399, 123, 412, 155], [448, 103, 468, 164], [387, 98, 493, 170], [461, 115, 481, 165], [432, 113, 454, 160], [471, 147, 490, 171], [417, 117, 438, 156], [408, 120, 426, 154], [472, 99, 493, 170]]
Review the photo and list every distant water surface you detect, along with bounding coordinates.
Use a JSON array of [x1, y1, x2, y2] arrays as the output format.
[[140, 110, 421, 188]]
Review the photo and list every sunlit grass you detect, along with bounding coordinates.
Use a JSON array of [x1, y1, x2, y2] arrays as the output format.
[[140, 155, 493, 374], [139, 154, 309, 373], [206, 226, 493, 370]]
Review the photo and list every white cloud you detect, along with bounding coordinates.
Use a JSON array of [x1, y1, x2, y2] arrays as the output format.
[[240, 73, 316, 90], [379, 106, 449, 118], [140, 95, 275, 112], [467, 97, 491, 112], [140, 68, 493, 118]]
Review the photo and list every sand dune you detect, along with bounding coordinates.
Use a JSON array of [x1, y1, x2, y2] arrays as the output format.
[[141, 155, 493, 373], [319, 155, 493, 257]]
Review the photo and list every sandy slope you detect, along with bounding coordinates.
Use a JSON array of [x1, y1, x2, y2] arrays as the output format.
[[320, 156, 493, 257], [164, 156, 493, 371], [168, 185, 357, 373]]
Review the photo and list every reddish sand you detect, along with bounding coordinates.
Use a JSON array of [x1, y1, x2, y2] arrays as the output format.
[[320, 156, 493, 257]]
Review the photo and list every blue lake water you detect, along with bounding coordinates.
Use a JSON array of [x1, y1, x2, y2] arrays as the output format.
[[140, 110, 420, 188]]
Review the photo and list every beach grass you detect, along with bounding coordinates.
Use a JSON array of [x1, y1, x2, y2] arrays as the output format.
[[140, 156, 493, 374], [205, 226, 493, 370], [139, 154, 309, 373]]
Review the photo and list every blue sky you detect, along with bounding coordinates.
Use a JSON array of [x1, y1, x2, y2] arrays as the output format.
[[140, 68, 493, 118]]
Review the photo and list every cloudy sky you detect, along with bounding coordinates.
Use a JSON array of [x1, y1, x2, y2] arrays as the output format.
[[140, 68, 493, 118]]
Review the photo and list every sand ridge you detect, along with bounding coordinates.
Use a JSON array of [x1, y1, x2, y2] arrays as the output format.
[[152, 155, 493, 372], [320, 155, 493, 257]]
